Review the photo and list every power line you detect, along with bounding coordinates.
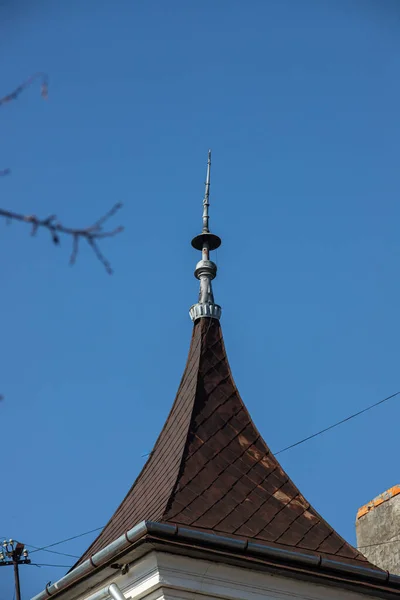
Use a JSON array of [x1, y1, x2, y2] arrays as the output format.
[[22, 391, 400, 562], [25, 544, 79, 559], [1, 537, 80, 558], [358, 536, 400, 550], [28, 527, 104, 555], [24, 525, 400, 561], [274, 391, 400, 456], [29, 563, 73, 568], [26, 534, 400, 566]]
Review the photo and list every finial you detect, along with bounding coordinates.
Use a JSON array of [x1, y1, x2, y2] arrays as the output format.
[[202, 149, 211, 233], [189, 150, 222, 322]]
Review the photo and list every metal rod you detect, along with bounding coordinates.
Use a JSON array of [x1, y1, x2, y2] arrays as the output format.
[[202, 149, 211, 233]]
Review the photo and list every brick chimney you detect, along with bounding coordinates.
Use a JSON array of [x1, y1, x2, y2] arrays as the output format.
[[356, 485, 400, 575]]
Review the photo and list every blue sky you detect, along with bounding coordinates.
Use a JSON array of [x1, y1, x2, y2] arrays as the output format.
[[1, 0, 400, 597]]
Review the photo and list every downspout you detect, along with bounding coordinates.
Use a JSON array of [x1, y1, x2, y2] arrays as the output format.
[[81, 583, 126, 600]]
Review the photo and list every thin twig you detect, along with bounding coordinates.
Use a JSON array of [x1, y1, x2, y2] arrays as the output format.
[[0, 204, 124, 273], [0, 72, 48, 106], [0, 73, 122, 401], [1, 73, 48, 176], [0, 74, 123, 272]]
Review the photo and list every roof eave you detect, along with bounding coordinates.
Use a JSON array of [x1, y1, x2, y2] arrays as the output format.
[[32, 521, 400, 600]]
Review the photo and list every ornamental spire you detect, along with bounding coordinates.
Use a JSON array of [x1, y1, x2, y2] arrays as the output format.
[[189, 150, 222, 322]]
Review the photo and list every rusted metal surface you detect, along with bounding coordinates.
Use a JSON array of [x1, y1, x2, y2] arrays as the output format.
[[77, 319, 374, 570]]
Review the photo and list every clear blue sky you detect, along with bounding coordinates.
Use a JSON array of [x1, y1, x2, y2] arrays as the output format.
[[1, 1, 400, 597]]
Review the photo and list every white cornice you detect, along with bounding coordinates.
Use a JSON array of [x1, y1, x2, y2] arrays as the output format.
[[37, 547, 382, 600], [75, 551, 378, 600]]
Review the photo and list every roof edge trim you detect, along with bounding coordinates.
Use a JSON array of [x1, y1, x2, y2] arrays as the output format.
[[357, 485, 400, 520], [32, 521, 400, 600]]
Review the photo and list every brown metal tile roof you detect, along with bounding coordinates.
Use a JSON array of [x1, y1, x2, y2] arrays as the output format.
[[76, 318, 374, 570]]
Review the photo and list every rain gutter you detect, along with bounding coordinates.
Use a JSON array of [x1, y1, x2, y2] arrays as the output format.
[[31, 521, 400, 600]]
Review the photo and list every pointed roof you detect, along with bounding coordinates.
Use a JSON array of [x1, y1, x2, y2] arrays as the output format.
[[77, 317, 370, 569], [73, 152, 379, 580]]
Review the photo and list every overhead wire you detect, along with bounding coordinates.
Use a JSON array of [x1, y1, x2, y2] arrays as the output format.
[[25, 531, 400, 567], [29, 563, 73, 568], [23, 390, 400, 560], [28, 527, 104, 555], [274, 391, 400, 456], [0, 536, 79, 558], [25, 544, 79, 559], [357, 537, 400, 550]]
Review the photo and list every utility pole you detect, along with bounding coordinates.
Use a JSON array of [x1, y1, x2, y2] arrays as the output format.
[[0, 539, 30, 600]]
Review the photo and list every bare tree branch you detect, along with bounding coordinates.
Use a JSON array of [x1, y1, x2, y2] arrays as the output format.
[[0, 73, 123, 273], [0, 204, 124, 274], [0, 74, 123, 401], [0, 72, 48, 106], [1, 73, 47, 175]]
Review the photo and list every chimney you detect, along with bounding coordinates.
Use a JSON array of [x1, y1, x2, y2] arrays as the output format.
[[356, 485, 400, 575]]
